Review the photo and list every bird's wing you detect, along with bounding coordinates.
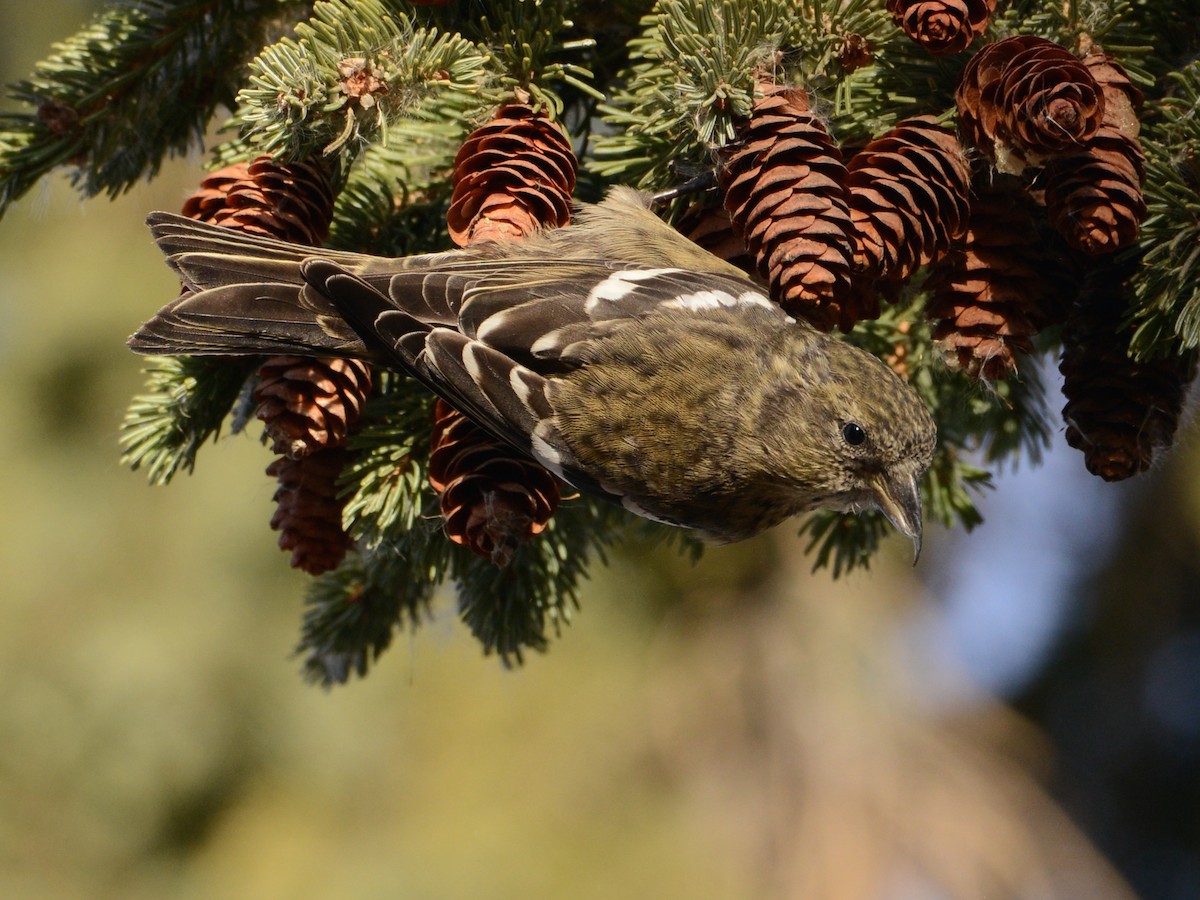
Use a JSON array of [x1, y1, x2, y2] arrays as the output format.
[[300, 258, 608, 495], [368, 258, 782, 370]]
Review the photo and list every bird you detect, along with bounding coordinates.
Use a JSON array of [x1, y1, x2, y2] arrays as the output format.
[[130, 186, 936, 556]]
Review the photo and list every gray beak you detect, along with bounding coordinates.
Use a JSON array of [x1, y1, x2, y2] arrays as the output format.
[[869, 470, 924, 564]]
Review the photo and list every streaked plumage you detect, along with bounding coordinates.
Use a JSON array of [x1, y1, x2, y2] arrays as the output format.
[[131, 187, 936, 550]]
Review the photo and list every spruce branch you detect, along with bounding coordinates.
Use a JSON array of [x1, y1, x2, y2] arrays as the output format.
[[85, 0, 1200, 661], [230, 0, 490, 160], [1132, 62, 1200, 357], [0, 0, 297, 216], [799, 511, 890, 578], [296, 534, 448, 686], [299, 380, 450, 684], [339, 378, 439, 550], [470, 0, 603, 116], [121, 355, 259, 485], [592, 0, 793, 187], [451, 495, 626, 663], [326, 131, 457, 255]]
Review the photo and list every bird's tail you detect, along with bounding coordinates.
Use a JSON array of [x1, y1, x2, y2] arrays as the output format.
[[129, 213, 384, 358]]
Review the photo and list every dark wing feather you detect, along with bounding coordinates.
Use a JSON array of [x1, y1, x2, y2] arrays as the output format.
[[302, 258, 598, 490], [127, 281, 368, 357], [147, 212, 353, 290]]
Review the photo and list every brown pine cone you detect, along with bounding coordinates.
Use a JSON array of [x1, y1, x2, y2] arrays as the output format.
[[1040, 51, 1146, 256], [925, 179, 1068, 379], [957, 35, 1104, 169], [1061, 272, 1192, 481], [719, 82, 857, 331], [447, 102, 577, 246], [267, 448, 353, 575], [838, 33, 874, 72], [254, 357, 373, 459], [180, 163, 252, 221], [190, 156, 336, 245], [886, 0, 996, 56], [846, 115, 971, 284], [429, 400, 560, 567], [1042, 125, 1145, 256]]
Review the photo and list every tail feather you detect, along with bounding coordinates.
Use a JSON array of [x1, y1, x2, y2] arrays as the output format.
[[132, 213, 383, 358], [127, 280, 370, 358], [299, 258, 429, 364], [146, 212, 345, 291]]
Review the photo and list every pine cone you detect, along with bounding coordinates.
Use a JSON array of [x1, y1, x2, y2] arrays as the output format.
[[254, 356, 373, 459], [886, 0, 996, 56], [838, 33, 874, 72], [447, 102, 577, 246], [846, 115, 971, 283], [957, 35, 1104, 170], [429, 400, 560, 567], [267, 449, 353, 575], [1041, 127, 1145, 255], [719, 82, 857, 331], [925, 179, 1068, 379], [190, 156, 336, 245], [1040, 53, 1146, 255], [180, 163, 252, 221], [1061, 272, 1192, 480]]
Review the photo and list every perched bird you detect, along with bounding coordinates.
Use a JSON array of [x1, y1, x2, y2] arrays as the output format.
[[130, 187, 936, 555]]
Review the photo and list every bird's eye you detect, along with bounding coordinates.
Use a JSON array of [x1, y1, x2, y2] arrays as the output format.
[[842, 422, 867, 446]]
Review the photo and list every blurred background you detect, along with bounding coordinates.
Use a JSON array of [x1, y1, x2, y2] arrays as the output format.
[[2, 3, 1199, 898]]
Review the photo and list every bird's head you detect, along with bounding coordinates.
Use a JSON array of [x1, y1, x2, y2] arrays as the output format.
[[758, 334, 936, 559]]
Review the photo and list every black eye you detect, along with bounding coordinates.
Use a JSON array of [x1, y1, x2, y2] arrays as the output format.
[[842, 422, 867, 446]]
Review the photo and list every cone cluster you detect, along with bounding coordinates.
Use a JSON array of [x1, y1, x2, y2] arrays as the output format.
[[955, 38, 1146, 257], [958, 36, 1105, 165], [447, 101, 577, 246], [909, 36, 1146, 384], [181, 156, 368, 575], [718, 81, 970, 333], [1041, 53, 1147, 256], [709, 38, 1177, 482]]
